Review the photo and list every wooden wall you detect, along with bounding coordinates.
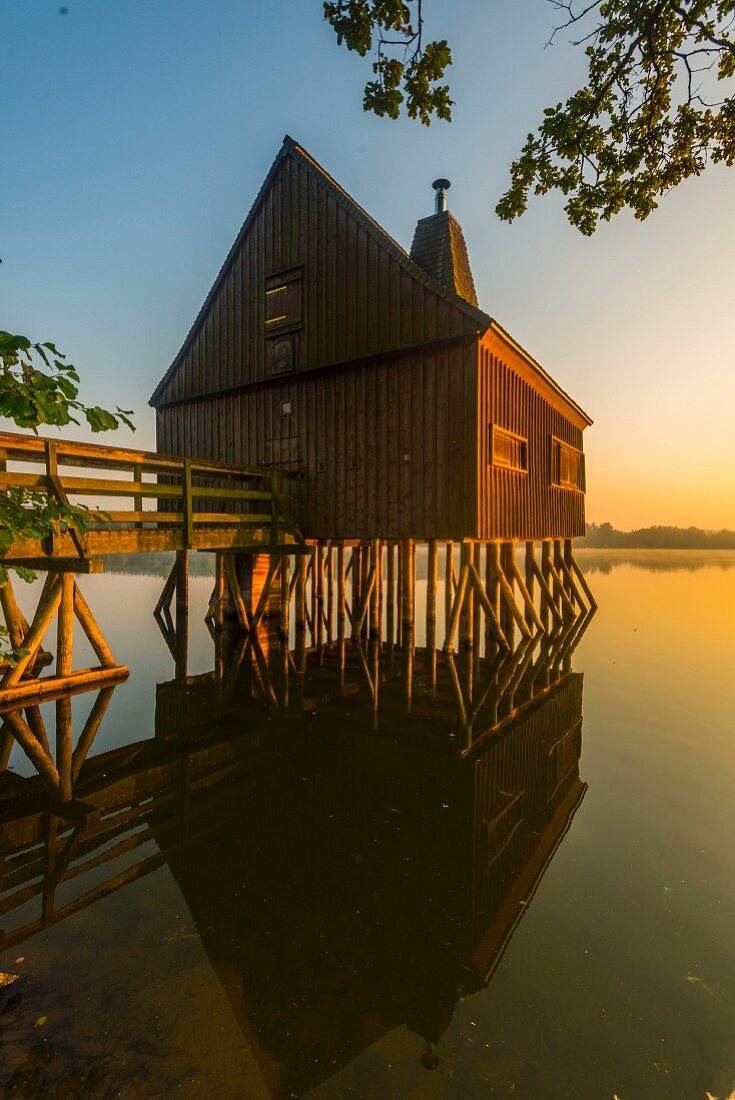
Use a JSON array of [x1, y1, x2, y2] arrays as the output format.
[[157, 338, 478, 541], [154, 147, 480, 407], [477, 331, 587, 540]]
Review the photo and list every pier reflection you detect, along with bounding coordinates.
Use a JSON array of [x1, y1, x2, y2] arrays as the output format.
[[0, 627, 588, 1094]]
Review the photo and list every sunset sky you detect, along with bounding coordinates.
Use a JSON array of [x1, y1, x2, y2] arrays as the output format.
[[3, 0, 734, 529]]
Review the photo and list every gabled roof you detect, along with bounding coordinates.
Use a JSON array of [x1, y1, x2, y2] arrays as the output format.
[[149, 135, 491, 407], [410, 211, 478, 308], [149, 136, 591, 429]]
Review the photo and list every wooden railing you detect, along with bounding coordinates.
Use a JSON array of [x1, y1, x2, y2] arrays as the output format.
[[0, 431, 304, 563]]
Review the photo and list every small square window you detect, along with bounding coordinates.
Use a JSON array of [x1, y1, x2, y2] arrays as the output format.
[[551, 437, 585, 490], [489, 425, 527, 473]]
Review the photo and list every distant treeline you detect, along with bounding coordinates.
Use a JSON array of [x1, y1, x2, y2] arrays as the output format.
[[581, 522, 735, 549]]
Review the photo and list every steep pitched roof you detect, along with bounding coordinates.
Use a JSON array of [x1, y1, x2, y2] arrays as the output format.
[[149, 136, 591, 428], [150, 136, 491, 407], [409, 211, 478, 307]]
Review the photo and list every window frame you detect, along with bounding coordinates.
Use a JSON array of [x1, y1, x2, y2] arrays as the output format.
[[488, 423, 529, 474], [264, 265, 303, 337], [550, 435, 586, 492]]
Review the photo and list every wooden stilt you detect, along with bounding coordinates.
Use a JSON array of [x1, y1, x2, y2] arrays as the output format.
[[541, 540, 553, 631], [315, 541, 324, 657], [426, 539, 438, 693], [444, 541, 455, 636], [499, 542, 516, 647], [401, 540, 415, 709], [369, 539, 380, 640], [472, 542, 482, 678], [386, 542, 395, 666], [524, 542, 536, 631], [459, 542, 474, 655], [0, 722, 14, 769], [337, 544, 346, 689], [279, 557, 290, 714], [56, 574, 74, 800], [326, 543, 334, 644], [570, 550, 597, 610], [0, 576, 61, 689], [485, 543, 500, 659]]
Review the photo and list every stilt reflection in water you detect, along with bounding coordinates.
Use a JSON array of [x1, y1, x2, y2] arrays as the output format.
[[0, 611, 588, 1094]]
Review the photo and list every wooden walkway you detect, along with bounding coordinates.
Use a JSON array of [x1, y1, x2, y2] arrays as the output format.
[[0, 430, 303, 716]]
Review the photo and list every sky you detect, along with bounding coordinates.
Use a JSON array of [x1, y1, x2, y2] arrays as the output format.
[[2, 0, 734, 529]]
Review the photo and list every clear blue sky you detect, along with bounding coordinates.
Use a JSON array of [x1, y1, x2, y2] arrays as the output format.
[[3, 0, 734, 527]]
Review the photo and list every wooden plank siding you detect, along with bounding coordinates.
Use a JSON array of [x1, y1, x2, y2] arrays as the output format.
[[477, 330, 587, 541], [154, 148, 480, 408], [157, 338, 479, 541], [152, 138, 591, 543]]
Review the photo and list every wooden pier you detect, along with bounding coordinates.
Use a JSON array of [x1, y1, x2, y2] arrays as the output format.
[[0, 429, 302, 712]]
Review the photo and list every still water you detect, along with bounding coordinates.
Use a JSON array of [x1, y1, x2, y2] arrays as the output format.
[[0, 550, 733, 1099]]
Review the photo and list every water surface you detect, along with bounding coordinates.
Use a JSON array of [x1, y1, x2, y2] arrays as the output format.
[[0, 550, 733, 1099]]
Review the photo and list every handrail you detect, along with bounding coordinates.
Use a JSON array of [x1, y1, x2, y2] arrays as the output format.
[[0, 430, 304, 559]]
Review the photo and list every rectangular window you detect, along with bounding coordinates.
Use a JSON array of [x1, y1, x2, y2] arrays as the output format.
[[551, 437, 585, 490], [489, 424, 528, 473], [265, 267, 303, 334]]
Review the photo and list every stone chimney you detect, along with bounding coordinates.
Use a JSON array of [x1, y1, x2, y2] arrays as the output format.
[[409, 180, 478, 308]]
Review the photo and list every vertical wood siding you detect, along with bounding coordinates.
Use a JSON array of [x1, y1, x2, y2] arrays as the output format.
[[155, 151, 479, 407], [477, 334, 586, 540], [157, 339, 478, 541]]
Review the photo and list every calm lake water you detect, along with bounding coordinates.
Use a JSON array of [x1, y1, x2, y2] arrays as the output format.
[[0, 550, 734, 1099]]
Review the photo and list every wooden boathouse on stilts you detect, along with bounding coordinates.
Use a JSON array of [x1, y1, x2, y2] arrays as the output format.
[[0, 137, 596, 799], [149, 135, 596, 662]]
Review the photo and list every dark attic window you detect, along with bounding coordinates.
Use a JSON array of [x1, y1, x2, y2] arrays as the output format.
[[489, 424, 528, 473], [551, 437, 586, 491], [265, 266, 303, 374]]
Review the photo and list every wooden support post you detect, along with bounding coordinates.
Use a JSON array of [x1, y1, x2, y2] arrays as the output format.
[[444, 541, 455, 634], [296, 553, 307, 668], [279, 557, 290, 714], [337, 544, 346, 688], [369, 539, 381, 640], [133, 462, 143, 529], [472, 542, 482, 678], [570, 550, 597, 610], [401, 540, 415, 709], [426, 539, 438, 693], [485, 543, 500, 660], [0, 576, 62, 689], [73, 584, 117, 668], [459, 542, 474, 655], [326, 543, 334, 644], [315, 541, 324, 657], [500, 542, 516, 647], [541, 541, 553, 631], [552, 541, 576, 619], [351, 545, 361, 642], [56, 574, 74, 799], [444, 563, 469, 651], [0, 574, 28, 651], [510, 557, 545, 634], [0, 722, 13, 770], [386, 542, 395, 666], [525, 542, 536, 631], [395, 542, 403, 650], [182, 459, 194, 548]]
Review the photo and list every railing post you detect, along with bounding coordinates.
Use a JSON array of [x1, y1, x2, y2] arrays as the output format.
[[133, 463, 143, 530], [182, 459, 193, 549]]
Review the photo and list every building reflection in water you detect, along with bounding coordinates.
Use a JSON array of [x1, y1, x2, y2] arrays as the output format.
[[0, 616, 591, 1096]]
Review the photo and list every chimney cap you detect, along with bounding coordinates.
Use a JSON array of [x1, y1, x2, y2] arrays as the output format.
[[432, 178, 451, 192]]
